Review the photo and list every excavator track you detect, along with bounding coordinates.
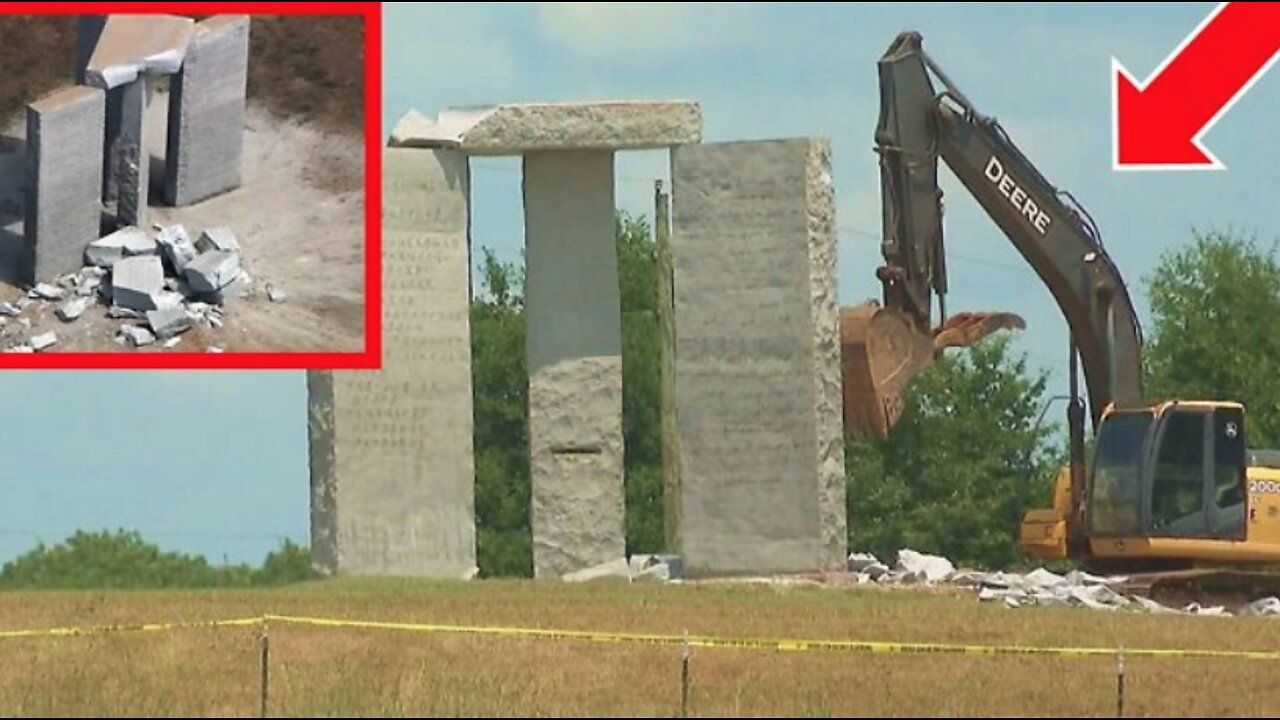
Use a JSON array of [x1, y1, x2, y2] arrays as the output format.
[[1119, 567, 1280, 607]]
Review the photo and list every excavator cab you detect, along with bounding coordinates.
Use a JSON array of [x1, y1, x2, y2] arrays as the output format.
[[1089, 402, 1248, 543], [1021, 402, 1252, 563], [1090, 399, 1239, 540]]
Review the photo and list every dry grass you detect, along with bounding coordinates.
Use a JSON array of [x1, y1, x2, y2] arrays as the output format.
[[1, 580, 1280, 717], [0, 16, 75, 122], [245, 15, 364, 133]]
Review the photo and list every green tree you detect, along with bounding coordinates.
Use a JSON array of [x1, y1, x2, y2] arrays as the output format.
[[0, 530, 234, 589], [254, 540, 316, 585], [847, 336, 1060, 569], [0, 531, 312, 590], [471, 248, 532, 577], [469, 212, 666, 576], [1145, 229, 1280, 447], [617, 213, 664, 555]]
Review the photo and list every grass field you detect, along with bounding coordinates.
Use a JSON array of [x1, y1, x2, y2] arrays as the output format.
[[2, 580, 1280, 717]]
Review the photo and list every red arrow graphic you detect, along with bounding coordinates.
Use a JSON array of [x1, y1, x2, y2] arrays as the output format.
[[1113, 2, 1280, 171]]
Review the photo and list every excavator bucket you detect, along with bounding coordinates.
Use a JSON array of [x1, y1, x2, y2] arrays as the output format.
[[841, 304, 933, 441], [932, 311, 1028, 351], [841, 304, 1026, 440]]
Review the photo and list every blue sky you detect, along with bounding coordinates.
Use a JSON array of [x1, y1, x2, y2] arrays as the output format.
[[387, 1, 1280, 378], [4, 2, 1278, 565]]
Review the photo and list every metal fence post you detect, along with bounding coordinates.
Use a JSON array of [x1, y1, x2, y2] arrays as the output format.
[[1116, 646, 1126, 718], [260, 618, 271, 718], [680, 629, 691, 718]]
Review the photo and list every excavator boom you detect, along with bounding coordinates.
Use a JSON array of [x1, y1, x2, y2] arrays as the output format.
[[846, 32, 1280, 581], [843, 32, 1144, 442]]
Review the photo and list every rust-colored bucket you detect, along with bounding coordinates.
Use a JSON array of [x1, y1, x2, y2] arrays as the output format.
[[841, 305, 1025, 440]]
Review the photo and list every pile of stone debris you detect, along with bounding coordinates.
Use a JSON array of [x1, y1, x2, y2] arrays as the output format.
[[563, 555, 679, 583], [0, 224, 281, 353], [849, 550, 1280, 618], [557, 550, 1280, 618]]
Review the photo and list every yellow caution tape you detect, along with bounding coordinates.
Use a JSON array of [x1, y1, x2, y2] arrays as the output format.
[[3, 613, 1279, 662], [263, 615, 1280, 662], [0, 617, 261, 640]]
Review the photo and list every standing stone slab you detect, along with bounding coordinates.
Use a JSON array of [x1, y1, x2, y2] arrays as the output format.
[[672, 139, 847, 577], [308, 147, 476, 578], [75, 16, 107, 84], [524, 151, 626, 579], [24, 86, 105, 284], [112, 79, 148, 227], [101, 87, 123, 204], [166, 15, 250, 207], [89, 14, 194, 208]]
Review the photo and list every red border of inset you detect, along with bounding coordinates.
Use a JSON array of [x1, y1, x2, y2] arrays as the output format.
[[0, 1, 381, 370]]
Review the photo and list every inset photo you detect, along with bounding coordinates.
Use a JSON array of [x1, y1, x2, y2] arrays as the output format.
[[0, 7, 378, 364]]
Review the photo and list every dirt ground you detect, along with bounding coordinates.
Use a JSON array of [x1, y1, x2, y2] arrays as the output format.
[[0, 15, 364, 131], [0, 14, 366, 354]]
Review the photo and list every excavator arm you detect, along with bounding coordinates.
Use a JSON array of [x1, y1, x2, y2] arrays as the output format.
[[849, 32, 1280, 575], [844, 32, 1144, 442]]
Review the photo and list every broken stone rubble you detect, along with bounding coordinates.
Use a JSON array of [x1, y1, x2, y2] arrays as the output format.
[[567, 546, 1280, 620], [186, 302, 224, 329], [155, 224, 198, 273], [895, 548, 955, 583], [146, 307, 191, 339], [185, 250, 240, 293], [75, 273, 104, 298], [196, 227, 240, 254], [220, 271, 254, 302], [117, 324, 155, 347], [849, 549, 1280, 618], [30, 332, 57, 352], [106, 306, 143, 320], [157, 290, 187, 311], [0, 222, 257, 353], [57, 297, 90, 322], [29, 283, 64, 301], [112, 255, 165, 311], [561, 555, 682, 583], [86, 226, 157, 268], [1241, 597, 1280, 617]]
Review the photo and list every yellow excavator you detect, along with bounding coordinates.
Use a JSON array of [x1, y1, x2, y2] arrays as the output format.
[[843, 32, 1280, 581]]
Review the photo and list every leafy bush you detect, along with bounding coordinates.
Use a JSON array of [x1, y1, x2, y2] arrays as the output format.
[[0, 530, 314, 590]]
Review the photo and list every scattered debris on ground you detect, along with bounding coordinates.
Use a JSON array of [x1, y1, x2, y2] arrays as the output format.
[[1, 15, 364, 353], [0, 223, 288, 353], [562, 555, 681, 583], [567, 548, 1280, 619], [849, 549, 1280, 618]]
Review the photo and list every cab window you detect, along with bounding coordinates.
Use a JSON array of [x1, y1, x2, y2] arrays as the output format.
[[1150, 411, 1207, 536], [1088, 413, 1150, 536], [1211, 408, 1246, 539]]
